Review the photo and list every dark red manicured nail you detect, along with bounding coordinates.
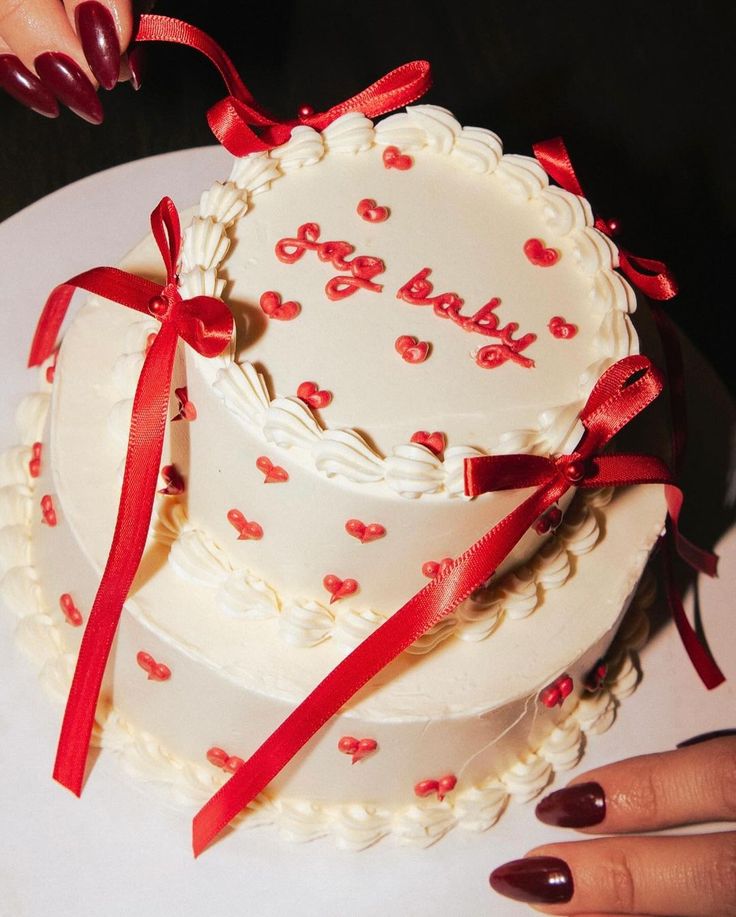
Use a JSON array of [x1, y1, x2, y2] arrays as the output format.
[[677, 729, 736, 748], [0, 54, 59, 117], [127, 45, 144, 91], [535, 781, 606, 828], [75, 1, 121, 90], [490, 856, 574, 904], [34, 52, 103, 124]]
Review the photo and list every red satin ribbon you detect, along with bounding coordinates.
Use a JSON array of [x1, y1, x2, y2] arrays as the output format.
[[191, 355, 700, 855], [30, 198, 233, 797], [532, 137, 679, 301], [133, 15, 432, 156]]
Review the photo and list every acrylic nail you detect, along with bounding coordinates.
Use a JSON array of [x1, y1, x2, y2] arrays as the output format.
[[75, 1, 121, 90], [34, 52, 103, 124], [489, 856, 574, 905], [0, 54, 59, 118], [677, 729, 736, 748], [127, 45, 144, 91], [535, 781, 606, 828]]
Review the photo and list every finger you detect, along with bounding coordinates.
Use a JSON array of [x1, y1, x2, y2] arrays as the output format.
[[63, 1, 133, 89], [489, 832, 736, 915], [0, 36, 60, 116], [0, 0, 103, 122], [535, 735, 736, 833]]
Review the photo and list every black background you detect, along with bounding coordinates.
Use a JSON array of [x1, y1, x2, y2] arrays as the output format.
[[1, 0, 734, 392]]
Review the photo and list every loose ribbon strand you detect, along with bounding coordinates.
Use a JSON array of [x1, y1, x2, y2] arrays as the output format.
[[133, 15, 432, 156], [32, 198, 233, 796], [191, 355, 693, 855]]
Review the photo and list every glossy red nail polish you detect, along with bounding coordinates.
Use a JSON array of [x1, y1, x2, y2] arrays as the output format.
[[127, 45, 144, 91], [489, 856, 574, 904], [75, 1, 121, 90], [535, 781, 606, 828], [34, 52, 103, 124], [0, 54, 59, 118]]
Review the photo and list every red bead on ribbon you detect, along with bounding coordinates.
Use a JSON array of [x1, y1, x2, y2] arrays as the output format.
[[532, 137, 679, 301], [133, 15, 432, 156], [29, 197, 233, 798], [190, 355, 719, 856]]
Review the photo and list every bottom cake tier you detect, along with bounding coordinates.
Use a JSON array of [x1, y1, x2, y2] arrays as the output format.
[[0, 289, 667, 849]]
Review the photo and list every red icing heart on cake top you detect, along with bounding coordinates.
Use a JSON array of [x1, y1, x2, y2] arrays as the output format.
[[414, 774, 457, 801], [227, 509, 264, 540], [136, 650, 171, 682], [29, 441, 42, 478], [323, 574, 359, 603], [523, 237, 560, 267], [297, 381, 333, 409], [345, 519, 386, 543], [338, 736, 378, 764], [172, 386, 197, 421], [259, 290, 301, 321], [410, 430, 445, 457], [382, 145, 413, 170], [548, 315, 578, 339], [422, 557, 453, 578], [255, 456, 289, 484], [158, 464, 185, 496], [394, 335, 430, 364], [356, 198, 390, 222], [59, 593, 83, 627], [40, 494, 57, 526]]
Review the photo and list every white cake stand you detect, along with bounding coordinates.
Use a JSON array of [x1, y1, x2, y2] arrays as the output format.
[[0, 149, 733, 917]]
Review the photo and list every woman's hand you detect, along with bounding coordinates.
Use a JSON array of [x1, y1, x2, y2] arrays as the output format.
[[490, 734, 736, 915], [0, 0, 135, 123]]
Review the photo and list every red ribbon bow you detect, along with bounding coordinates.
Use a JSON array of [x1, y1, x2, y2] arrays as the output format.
[[532, 137, 678, 301], [190, 355, 718, 856], [134, 15, 432, 156], [29, 197, 233, 797]]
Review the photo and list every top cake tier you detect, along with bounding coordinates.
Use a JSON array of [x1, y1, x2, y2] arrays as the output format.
[[184, 105, 637, 460]]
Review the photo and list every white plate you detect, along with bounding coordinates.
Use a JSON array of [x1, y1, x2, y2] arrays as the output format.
[[0, 149, 734, 917]]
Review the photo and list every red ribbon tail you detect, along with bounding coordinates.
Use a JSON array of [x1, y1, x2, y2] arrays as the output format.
[[52, 324, 179, 794], [618, 251, 679, 301], [28, 283, 75, 367]]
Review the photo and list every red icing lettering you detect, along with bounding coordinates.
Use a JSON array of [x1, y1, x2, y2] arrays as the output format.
[[227, 509, 264, 541], [255, 456, 289, 484], [524, 238, 560, 267], [297, 381, 332, 409], [59, 593, 83, 627], [345, 519, 386, 543], [136, 650, 171, 682], [323, 574, 359, 604]]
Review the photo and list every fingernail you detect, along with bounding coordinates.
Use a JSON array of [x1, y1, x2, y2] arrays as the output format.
[[677, 729, 736, 748], [127, 45, 144, 91], [0, 54, 59, 118], [489, 856, 574, 905], [535, 781, 606, 828], [34, 52, 103, 124], [75, 1, 121, 91]]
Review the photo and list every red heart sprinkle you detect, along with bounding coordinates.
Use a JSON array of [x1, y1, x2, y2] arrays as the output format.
[[40, 494, 57, 527], [414, 779, 440, 798], [44, 350, 58, 384], [338, 736, 378, 764], [158, 464, 185, 496], [539, 684, 562, 708], [172, 386, 197, 422], [410, 430, 445, 457], [394, 335, 429, 364], [206, 747, 229, 768], [29, 441, 42, 479], [357, 198, 390, 222], [59, 593, 83, 627], [437, 774, 458, 800], [136, 650, 171, 682], [259, 290, 301, 321], [383, 145, 413, 170], [323, 574, 359, 603], [557, 674, 574, 698], [227, 509, 264, 540], [345, 519, 386, 543], [422, 557, 453, 578], [224, 756, 245, 773], [523, 238, 560, 267], [338, 736, 360, 756], [297, 380, 333, 409], [548, 315, 578, 339], [256, 455, 289, 484]]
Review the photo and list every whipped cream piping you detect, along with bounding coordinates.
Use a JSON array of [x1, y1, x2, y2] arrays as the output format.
[[163, 492, 604, 652], [171, 105, 638, 497]]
